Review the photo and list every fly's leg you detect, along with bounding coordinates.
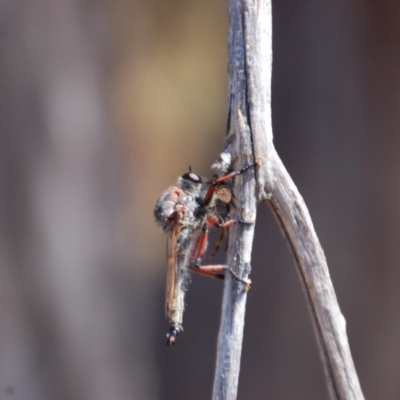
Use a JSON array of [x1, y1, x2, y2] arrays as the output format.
[[191, 263, 251, 290], [189, 223, 225, 279], [190, 217, 252, 289], [203, 157, 261, 205], [191, 215, 236, 270], [210, 209, 228, 258], [210, 227, 225, 258], [207, 215, 252, 288], [191, 265, 226, 280], [187, 219, 226, 279], [212, 157, 261, 185]]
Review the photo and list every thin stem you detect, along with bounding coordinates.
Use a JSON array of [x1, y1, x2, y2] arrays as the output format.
[[212, 1, 364, 399]]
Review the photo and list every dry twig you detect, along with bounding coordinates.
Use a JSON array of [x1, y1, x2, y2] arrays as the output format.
[[212, 1, 365, 399]]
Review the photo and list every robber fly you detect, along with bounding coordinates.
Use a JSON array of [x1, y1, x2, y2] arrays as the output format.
[[154, 161, 257, 346]]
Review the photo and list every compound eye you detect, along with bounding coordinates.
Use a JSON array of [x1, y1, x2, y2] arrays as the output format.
[[181, 172, 201, 183]]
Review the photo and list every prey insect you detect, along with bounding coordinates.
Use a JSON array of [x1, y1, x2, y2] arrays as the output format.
[[154, 160, 257, 346]]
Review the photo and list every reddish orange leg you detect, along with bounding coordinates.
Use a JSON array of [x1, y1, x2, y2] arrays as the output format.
[[191, 264, 251, 289], [203, 159, 260, 205], [190, 218, 251, 288], [206, 215, 238, 229], [211, 228, 225, 258], [192, 217, 237, 266], [208, 216, 237, 258], [190, 264, 227, 280], [190, 222, 230, 280]]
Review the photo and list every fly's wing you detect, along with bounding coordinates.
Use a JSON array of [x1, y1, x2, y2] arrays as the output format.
[[165, 222, 192, 330], [208, 185, 233, 258], [166, 223, 178, 322], [214, 185, 232, 204]]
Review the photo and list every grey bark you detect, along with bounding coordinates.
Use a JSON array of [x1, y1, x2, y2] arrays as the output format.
[[212, 1, 364, 399]]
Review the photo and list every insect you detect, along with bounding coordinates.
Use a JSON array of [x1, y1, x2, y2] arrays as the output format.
[[154, 160, 257, 346]]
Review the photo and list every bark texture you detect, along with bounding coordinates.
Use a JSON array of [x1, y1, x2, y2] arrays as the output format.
[[212, 1, 364, 399]]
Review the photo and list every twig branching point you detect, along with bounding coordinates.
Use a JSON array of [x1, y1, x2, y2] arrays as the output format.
[[212, 1, 364, 400]]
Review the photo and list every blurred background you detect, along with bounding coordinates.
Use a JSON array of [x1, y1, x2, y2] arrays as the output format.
[[1, 0, 399, 399]]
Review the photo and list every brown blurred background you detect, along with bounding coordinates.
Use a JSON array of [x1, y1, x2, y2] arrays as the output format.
[[0, 0, 399, 399]]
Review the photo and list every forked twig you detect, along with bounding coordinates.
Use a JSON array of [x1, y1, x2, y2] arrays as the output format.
[[211, 1, 365, 399]]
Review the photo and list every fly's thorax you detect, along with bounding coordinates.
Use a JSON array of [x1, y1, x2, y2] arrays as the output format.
[[177, 201, 202, 233]]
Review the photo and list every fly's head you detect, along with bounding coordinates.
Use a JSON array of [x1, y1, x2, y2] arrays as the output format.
[[177, 171, 204, 197]]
